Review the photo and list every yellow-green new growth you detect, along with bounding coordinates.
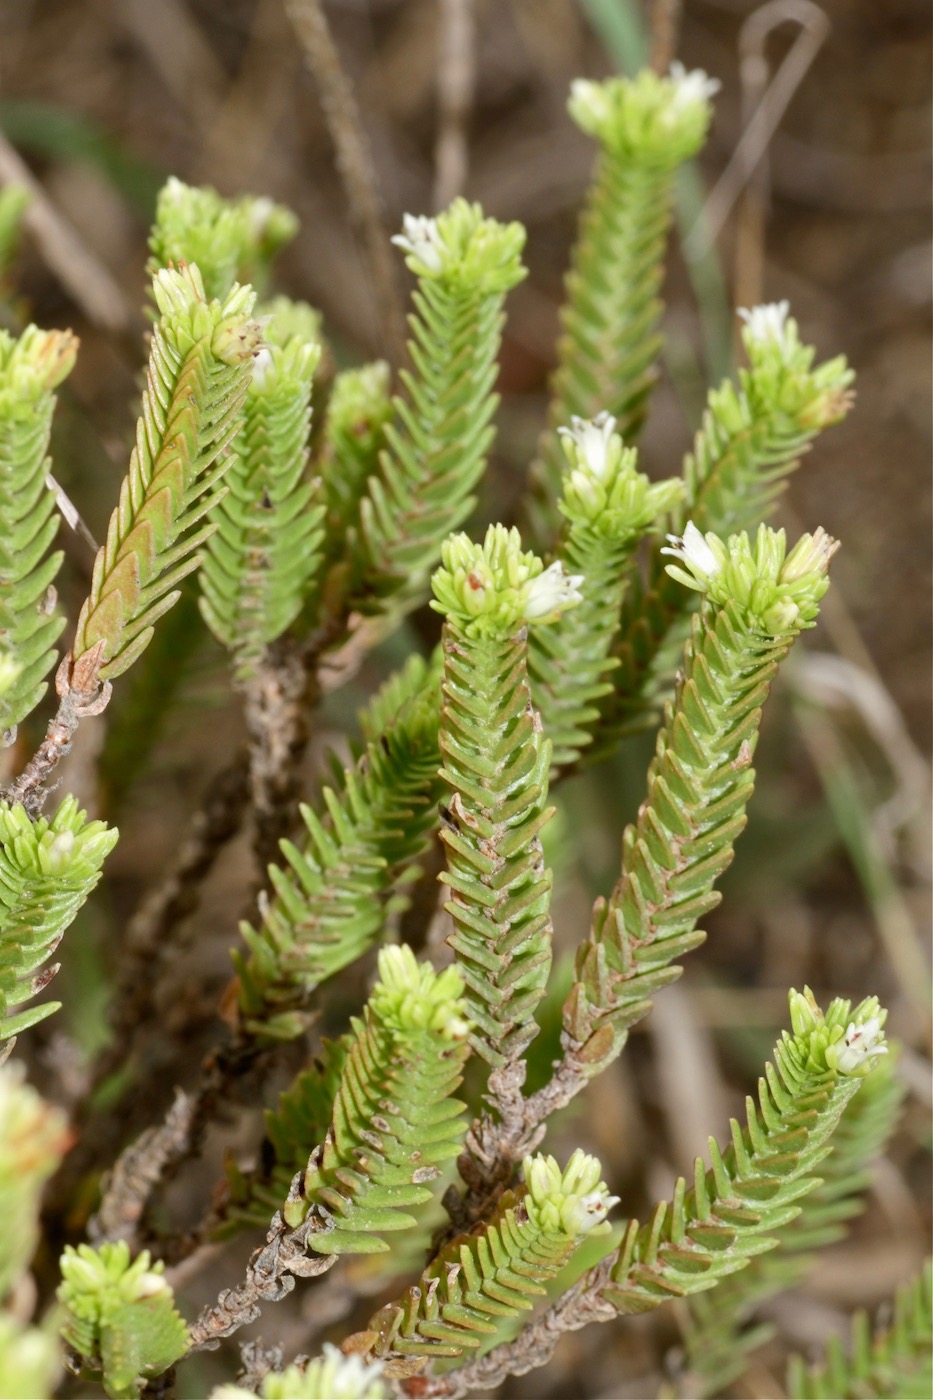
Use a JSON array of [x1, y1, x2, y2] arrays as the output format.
[[431, 524, 583, 638], [531, 65, 718, 539], [789, 987, 888, 1079], [283, 947, 470, 1254], [148, 176, 298, 301], [356, 201, 526, 603], [72, 264, 262, 681], [569, 62, 719, 162], [198, 310, 325, 680], [57, 1241, 188, 1400], [557, 412, 683, 536], [662, 521, 837, 634], [360, 1148, 616, 1366], [0, 795, 117, 1041], [0, 1063, 70, 1296], [392, 199, 526, 294], [0, 324, 78, 731], [530, 413, 683, 766], [523, 1148, 619, 1238]]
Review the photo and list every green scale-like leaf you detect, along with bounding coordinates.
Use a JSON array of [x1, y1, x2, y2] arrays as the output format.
[[432, 525, 584, 1070], [216, 1035, 347, 1237], [595, 305, 854, 748], [439, 628, 553, 1066], [0, 325, 76, 731], [58, 1242, 189, 1400], [528, 68, 716, 544], [563, 525, 836, 1074], [787, 1259, 933, 1400], [0, 796, 117, 1041], [282, 946, 470, 1256], [148, 176, 298, 302], [198, 323, 325, 680], [235, 658, 443, 1039], [360, 1149, 616, 1369], [72, 264, 262, 680], [528, 416, 683, 769], [601, 992, 888, 1315], [683, 1051, 905, 1397], [354, 200, 525, 609]]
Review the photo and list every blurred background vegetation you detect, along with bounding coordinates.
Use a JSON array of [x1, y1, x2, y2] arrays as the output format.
[[0, 1, 929, 1395]]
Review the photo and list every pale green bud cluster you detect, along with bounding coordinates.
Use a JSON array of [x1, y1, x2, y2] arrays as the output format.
[[789, 987, 889, 1079], [568, 62, 718, 163], [0, 1063, 70, 1297], [0, 1315, 60, 1400], [739, 301, 854, 430], [662, 521, 837, 634], [522, 1149, 619, 1237], [558, 412, 684, 535], [326, 360, 392, 437], [211, 1347, 388, 1400], [150, 264, 262, 366], [392, 198, 526, 294], [369, 945, 469, 1041], [432, 524, 584, 637], [150, 176, 298, 301], [58, 1241, 189, 1397], [0, 795, 117, 879], [0, 323, 78, 412], [259, 294, 324, 349]]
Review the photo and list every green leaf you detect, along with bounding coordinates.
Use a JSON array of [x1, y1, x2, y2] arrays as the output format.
[[235, 659, 442, 1036], [198, 310, 325, 679], [0, 795, 117, 1043], [71, 264, 262, 681], [360, 1148, 616, 1367], [0, 323, 77, 731], [57, 1242, 189, 1400], [563, 525, 836, 1075], [432, 526, 583, 1069], [282, 946, 470, 1257], [148, 176, 298, 301], [354, 200, 526, 609], [601, 991, 888, 1314], [527, 66, 716, 545], [787, 1259, 932, 1400]]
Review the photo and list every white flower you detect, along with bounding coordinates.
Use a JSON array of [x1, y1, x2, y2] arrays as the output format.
[[738, 300, 791, 351], [247, 196, 275, 238], [668, 61, 721, 112], [835, 1017, 888, 1075], [524, 561, 584, 620], [661, 520, 721, 580], [563, 1185, 621, 1236], [250, 345, 274, 389], [558, 412, 617, 480], [781, 526, 839, 582], [392, 213, 445, 274]]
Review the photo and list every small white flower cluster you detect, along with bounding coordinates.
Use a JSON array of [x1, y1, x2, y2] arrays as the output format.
[[525, 560, 585, 620], [661, 520, 721, 582], [392, 213, 445, 275], [558, 411, 619, 501], [834, 1016, 888, 1076], [738, 300, 792, 353], [524, 1149, 619, 1237], [668, 61, 721, 114]]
